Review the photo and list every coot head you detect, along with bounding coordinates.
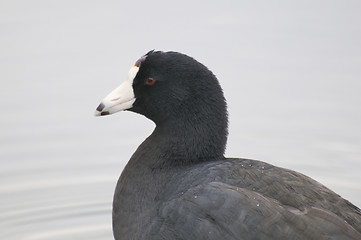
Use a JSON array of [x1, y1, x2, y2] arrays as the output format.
[[95, 51, 228, 127]]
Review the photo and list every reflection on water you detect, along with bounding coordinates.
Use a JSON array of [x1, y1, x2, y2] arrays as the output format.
[[0, 142, 116, 240], [1, 0, 360, 239]]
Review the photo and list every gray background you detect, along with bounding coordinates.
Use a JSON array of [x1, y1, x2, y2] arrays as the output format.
[[1, 0, 360, 239]]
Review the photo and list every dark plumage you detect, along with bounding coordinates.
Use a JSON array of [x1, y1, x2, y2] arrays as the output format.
[[96, 51, 361, 240]]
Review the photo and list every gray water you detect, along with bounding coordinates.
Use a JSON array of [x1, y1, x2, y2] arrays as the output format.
[[1, 1, 360, 239]]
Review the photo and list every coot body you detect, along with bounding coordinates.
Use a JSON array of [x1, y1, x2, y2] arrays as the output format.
[[95, 51, 361, 240]]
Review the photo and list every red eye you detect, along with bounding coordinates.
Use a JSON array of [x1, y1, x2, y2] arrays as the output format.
[[145, 77, 156, 85]]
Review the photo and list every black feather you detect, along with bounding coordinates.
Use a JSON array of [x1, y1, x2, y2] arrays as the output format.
[[109, 51, 361, 240]]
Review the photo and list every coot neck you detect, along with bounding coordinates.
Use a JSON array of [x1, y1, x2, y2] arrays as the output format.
[[151, 110, 228, 165]]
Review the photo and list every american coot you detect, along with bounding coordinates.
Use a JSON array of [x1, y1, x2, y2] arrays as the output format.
[[95, 51, 361, 240]]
